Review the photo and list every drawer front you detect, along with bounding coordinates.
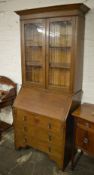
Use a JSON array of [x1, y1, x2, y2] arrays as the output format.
[[35, 140, 64, 155], [76, 118, 94, 131], [75, 126, 94, 155], [32, 114, 63, 133], [14, 127, 37, 148], [36, 140, 64, 168], [14, 110, 34, 125], [36, 128, 64, 146], [14, 125, 35, 138], [29, 138, 64, 168]]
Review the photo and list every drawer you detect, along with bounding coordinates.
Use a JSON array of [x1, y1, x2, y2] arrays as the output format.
[[32, 114, 63, 133], [14, 125, 35, 138], [76, 118, 94, 131], [75, 126, 94, 155], [36, 128, 64, 146], [13, 109, 34, 126], [35, 140, 64, 168], [36, 140, 63, 155], [14, 127, 37, 148]]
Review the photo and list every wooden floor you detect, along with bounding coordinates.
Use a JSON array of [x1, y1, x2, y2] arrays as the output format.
[[0, 129, 94, 175]]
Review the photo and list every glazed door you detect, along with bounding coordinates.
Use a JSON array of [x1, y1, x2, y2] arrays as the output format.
[[22, 19, 46, 87], [46, 17, 74, 92]]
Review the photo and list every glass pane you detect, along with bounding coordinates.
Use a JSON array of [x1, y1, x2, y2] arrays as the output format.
[[25, 23, 44, 47], [49, 69, 70, 87], [25, 46, 42, 66], [26, 66, 43, 83], [48, 19, 72, 88], [24, 22, 45, 84], [49, 47, 71, 67], [50, 20, 72, 47]]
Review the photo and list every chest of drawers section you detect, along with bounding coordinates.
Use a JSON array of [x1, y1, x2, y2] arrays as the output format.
[[13, 108, 65, 168], [75, 118, 94, 155]]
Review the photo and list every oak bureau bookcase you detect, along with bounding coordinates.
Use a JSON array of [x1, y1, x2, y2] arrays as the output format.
[[13, 4, 89, 170]]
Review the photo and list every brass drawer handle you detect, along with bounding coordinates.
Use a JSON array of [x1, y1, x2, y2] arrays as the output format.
[[83, 137, 88, 144], [48, 135, 52, 141], [48, 123, 52, 129], [23, 116, 27, 121], [48, 147, 51, 152], [23, 127, 27, 131]]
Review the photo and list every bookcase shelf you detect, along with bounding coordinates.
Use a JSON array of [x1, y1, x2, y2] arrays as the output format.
[[26, 62, 42, 67], [49, 63, 70, 69]]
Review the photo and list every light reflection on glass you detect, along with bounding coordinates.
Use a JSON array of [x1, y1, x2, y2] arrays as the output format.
[[37, 27, 45, 34]]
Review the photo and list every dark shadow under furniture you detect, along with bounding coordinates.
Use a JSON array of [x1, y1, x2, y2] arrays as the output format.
[[0, 76, 17, 139]]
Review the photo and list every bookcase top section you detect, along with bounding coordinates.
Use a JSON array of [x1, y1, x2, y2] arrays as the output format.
[[13, 87, 72, 121], [15, 3, 90, 16]]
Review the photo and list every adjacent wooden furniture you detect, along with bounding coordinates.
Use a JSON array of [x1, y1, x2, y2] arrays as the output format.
[[72, 103, 94, 168], [0, 76, 17, 108], [0, 76, 17, 137], [13, 4, 89, 170]]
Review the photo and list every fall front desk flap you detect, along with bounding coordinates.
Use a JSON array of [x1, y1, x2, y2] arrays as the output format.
[[13, 87, 72, 121]]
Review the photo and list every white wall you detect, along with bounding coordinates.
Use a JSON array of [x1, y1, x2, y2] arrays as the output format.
[[0, 11, 21, 86], [83, 8, 94, 103], [0, 0, 94, 123]]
